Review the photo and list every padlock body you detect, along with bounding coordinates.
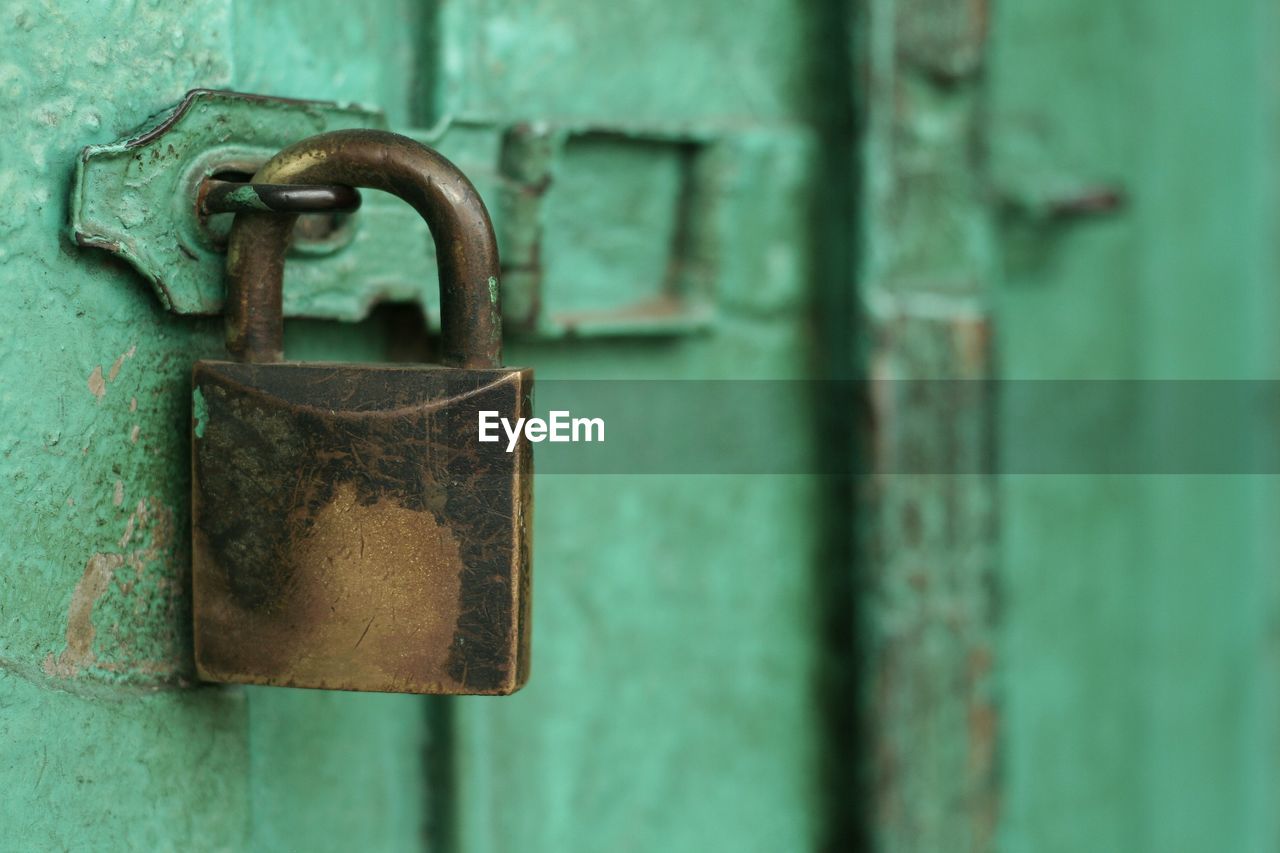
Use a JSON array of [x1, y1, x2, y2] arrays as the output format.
[[192, 361, 532, 694]]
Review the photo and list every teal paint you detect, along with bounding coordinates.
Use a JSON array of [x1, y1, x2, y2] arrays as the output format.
[[0, 0, 1118, 850], [3, 0, 839, 839], [442, 2, 832, 851], [73, 86, 729, 339], [0, 2, 440, 848], [991, 1, 1280, 851], [192, 388, 208, 439], [0, 676, 249, 849], [228, 185, 273, 211], [70, 88, 393, 319]]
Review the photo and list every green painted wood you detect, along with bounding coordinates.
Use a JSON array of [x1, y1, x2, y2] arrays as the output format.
[[990, 1, 1280, 851], [435, 2, 841, 851], [29, 0, 1275, 851]]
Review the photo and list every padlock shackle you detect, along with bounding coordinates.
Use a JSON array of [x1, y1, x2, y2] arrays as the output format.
[[224, 129, 503, 368]]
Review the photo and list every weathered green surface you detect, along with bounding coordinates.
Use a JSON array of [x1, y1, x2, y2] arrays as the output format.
[[3, 0, 837, 850], [0, 677, 247, 848], [20, 1, 1277, 851], [444, 1, 832, 846], [990, 1, 1280, 851], [73, 92, 731, 337], [0, 3, 432, 849], [856, 0, 999, 849], [72, 89, 393, 318]]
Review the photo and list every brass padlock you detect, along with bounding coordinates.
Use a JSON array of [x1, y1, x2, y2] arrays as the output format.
[[192, 130, 532, 695]]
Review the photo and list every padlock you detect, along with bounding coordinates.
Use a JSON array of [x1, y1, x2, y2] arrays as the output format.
[[191, 130, 532, 695]]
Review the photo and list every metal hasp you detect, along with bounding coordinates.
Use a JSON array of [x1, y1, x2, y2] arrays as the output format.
[[192, 130, 533, 695], [71, 88, 724, 337], [70, 89, 395, 319]]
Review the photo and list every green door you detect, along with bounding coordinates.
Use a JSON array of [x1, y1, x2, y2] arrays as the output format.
[[991, 1, 1280, 851], [2, 2, 838, 850], [4, 1, 1278, 852]]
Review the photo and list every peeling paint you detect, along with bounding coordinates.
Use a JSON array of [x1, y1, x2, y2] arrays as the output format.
[[43, 498, 178, 683], [43, 552, 123, 678], [192, 387, 207, 438], [118, 514, 135, 549], [0, 0, 440, 845], [72, 89, 390, 320], [861, 0, 1000, 843], [107, 343, 136, 382], [86, 365, 105, 400]]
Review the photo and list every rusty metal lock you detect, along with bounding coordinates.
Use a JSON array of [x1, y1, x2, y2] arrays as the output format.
[[191, 130, 532, 695]]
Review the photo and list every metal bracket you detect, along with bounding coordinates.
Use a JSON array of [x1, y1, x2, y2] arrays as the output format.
[[72, 89, 401, 320], [71, 89, 723, 336]]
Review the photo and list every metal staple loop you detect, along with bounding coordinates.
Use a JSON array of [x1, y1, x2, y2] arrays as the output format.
[[199, 178, 362, 215], [224, 128, 503, 368]]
